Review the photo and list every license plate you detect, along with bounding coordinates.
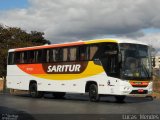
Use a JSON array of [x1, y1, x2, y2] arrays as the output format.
[[138, 89, 144, 93]]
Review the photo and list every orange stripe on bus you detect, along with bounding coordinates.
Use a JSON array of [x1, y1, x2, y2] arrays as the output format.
[[15, 41, 85, 51], [129, 81, 149, 86], [17, 64, 45, 74]]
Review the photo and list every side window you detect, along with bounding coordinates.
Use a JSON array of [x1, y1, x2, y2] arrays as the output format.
[[20, 51, 28, 63], [69, 47, 77, 61], [50, 48, 62, 62], [35, 50, 42, 63], [8, 52, 15, 65], [89, 45, 98, 60], [59, 49, 63, 61], [50, 49, 56, 62], [63, 48, 68, 61], [15, 52, 21, 64], [79, 46, 89, 61], [28, 50, 42, 63], [20, 52, 24, 63], [28, 51, 35, 63], [14, 51, 28, 64], [42, 49, 50, 63]]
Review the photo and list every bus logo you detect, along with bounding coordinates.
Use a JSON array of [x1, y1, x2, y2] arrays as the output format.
[[47, 64, 81, 73], [42, 62, 88, 74]]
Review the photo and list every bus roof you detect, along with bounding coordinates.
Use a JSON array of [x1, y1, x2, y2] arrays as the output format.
[[8, 38, 148, 52]]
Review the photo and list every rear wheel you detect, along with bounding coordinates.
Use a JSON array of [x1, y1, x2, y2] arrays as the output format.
[[89, 84, 100, 102], [115, 95, 126, 103], [52, 92, 66, 99], [29, 83, 43, 98]]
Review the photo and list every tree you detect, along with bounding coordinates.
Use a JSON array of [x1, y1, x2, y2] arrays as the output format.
[[0, 25, 51, 77]]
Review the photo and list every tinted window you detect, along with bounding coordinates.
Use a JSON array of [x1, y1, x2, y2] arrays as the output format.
[[42, 49, 50, 63], [35, 50, 42, 63], [28, 51, 35, 63], [8, 52, 15, 65], [50, 48, 62, 62], [63, 48, 68, 61], [20, 51, 28, 63], [15, 52, 21, 64], [99, 43, 119, 78], [69, 47, 77, 61], [89, 45, 98, 60], [79, 46, 89, 61]]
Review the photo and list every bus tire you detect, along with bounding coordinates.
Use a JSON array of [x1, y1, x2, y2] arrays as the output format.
[[29, 83, 43, 98], [89, 84, 100, 102], [52, 92, 66, 99], [115, 95, 126, 103]]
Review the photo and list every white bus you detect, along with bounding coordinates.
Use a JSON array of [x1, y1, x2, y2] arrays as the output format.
[[7, 38, 152, 102]]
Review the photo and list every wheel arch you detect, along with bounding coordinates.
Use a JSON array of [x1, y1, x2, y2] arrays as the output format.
[[29, 80, 37, 88], [85, 81, 98, 92]]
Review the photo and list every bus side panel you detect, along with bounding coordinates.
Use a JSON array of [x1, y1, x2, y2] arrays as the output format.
[[7, 64, 122, 94], [7, 65, 30, 90], [6, 64, 107, 93]]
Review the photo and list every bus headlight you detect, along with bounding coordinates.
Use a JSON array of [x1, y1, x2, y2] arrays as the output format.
[[124, 86, 130, 91]]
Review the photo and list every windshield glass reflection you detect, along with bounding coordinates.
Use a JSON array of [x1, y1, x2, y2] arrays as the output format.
[[120, 43, 152, 80]]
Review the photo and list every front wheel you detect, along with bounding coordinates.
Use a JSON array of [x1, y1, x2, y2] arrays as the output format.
[[89, 84, 100, 102], [29, 83, 43, 98]]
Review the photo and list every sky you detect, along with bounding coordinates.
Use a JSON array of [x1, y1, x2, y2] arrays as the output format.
[[0, 0, 29, 10], [0, 0, 160, 54]]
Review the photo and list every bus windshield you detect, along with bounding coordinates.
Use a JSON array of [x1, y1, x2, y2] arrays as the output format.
[[120, 43, 152, 80]]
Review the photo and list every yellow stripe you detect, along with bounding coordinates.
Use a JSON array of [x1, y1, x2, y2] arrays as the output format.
[[85, 39, 118, 44], [32, 61, 105, 80]]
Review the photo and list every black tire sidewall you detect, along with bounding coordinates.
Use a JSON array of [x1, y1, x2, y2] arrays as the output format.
[[29, 83, 37, 98], [89, 84, 99, 102], [29, 83, 43, 98]]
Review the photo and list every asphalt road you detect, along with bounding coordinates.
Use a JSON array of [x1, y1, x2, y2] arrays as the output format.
[[0, 93, 160, 120]]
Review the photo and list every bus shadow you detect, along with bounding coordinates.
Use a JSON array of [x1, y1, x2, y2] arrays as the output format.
[[124, 96, 154, 103], [14, 93, 154, 104], [44, 94, 154, 104], [101, 96, 154, 104]]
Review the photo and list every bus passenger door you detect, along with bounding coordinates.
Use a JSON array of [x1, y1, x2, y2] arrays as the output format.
[[101, 54, 119, 94]]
